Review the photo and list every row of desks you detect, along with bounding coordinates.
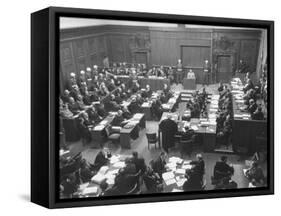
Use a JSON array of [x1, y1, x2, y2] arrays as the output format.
[[230, 78, 267, 154], [90, 113, 145, 149]]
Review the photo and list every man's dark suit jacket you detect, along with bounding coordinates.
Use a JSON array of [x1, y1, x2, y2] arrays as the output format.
[[152, 156, 166, 177], [131, 157, 146, 173], [214, 161, 234, 180], [94, 151, 108, 170]]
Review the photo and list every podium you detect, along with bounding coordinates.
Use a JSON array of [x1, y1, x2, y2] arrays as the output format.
[[183, 78, 196, 90]]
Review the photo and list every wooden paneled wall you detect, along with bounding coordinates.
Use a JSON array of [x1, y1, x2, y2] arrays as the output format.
[[60, 25, 263, 87]]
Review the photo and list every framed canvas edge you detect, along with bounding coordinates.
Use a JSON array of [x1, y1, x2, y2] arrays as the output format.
[[42, 6, 274, 209]]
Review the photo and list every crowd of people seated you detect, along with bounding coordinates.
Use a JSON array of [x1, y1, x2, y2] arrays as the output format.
[[60, 143, 266, 198], [216, 85, 233, 146], [242, 72, 266, 120]]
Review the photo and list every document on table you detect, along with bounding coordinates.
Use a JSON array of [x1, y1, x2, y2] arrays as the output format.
[[94, 125, 104, 130], [133, 113, 143, 119], [113, 161, 126, 168], [110, 155, 120, 164], [162, 171, 175, 181], [165, 178, 176, 186], [91, 173, 106, 184], [172, 188, 183, 192], [99, 166, 109, 175], [169, 157, 183, 164], [191, 125, 199, 131], [82, 186, 98, 195], [175, 168, 186, 175], [79, 182, 90, 191], [182, 164, 193, 170]]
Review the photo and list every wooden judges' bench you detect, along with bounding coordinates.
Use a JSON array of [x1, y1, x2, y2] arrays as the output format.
[[231, 78, 267, 154], [114, 75, 170, 92]]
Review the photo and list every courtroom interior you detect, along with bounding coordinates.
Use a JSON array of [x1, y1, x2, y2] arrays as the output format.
[[59, 17, 268, 198]]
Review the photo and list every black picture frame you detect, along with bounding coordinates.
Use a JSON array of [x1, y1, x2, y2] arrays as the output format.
[[31, 6, 274, 208]]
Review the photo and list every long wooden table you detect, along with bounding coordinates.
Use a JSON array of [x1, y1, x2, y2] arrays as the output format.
[[115, 75, 170, 92]]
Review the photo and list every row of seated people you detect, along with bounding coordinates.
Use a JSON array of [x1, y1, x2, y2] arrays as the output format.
[[186, 88, 209, 119], [60, 77, 173, 143], [61, 149, 263, 198], [241, 74, 266, 120], [63, 71, 122, 104], [109, 60, 187, 84], [216, 85, 233, 146]]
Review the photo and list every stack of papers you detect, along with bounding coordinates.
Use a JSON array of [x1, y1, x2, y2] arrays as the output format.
[[112, 161, 125, 168], [191, 125, 199, 131], [175, 169, 186, 175], [93, 125, 104, 131], [91, 173, 106, 184], [162, 171, 175, 181], [99, 166, 109, 175], [99, 120, 108, 125], [110, 155, 120, 164], [133, 113, 143, 119], [172, 188, 183, 192], [82, 186, 98, 195], [169, 157, 183, 164], [165, 178, 176, 185], [79, 182, 90, 191]]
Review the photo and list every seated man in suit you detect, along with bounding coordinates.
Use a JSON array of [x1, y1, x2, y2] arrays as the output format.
[[105, 95, 120, 111], [143, 166, 163, 193], [128, 97, 141, 114], [218, 82, 224, 92], [61, 89, 71, 103], [77, 112, 92, 144], [190, 153, 205, 182], [111, 110, 126, 127], [123, 157, 137, 175], [131, 80, 141, 93], [142, 85, 152, 98], [151, 152, 167, 178], [243, 78, 254, 93], [247, 99, 258, 114], [87, 106, 102, 124], [183, 169, 204, 191], [79, 159, 96, 183], [151, 98, 163, 120], [68, 97, 81, 114], [121, 106, 132, 119], [252, 106, 264, 120], [245, 161, 265, 185], [94, 148, 110, 170], [163, 83, 170, 95], [213, 156, 234, 182], [131, 151, 146, 174]]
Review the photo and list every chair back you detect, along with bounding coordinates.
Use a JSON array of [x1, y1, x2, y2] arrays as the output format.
[[146, 133, 157, 143]]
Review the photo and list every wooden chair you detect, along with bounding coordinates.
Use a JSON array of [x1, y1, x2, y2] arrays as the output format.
[[146, 133, 158, 149], [105, 126, 120, 144]]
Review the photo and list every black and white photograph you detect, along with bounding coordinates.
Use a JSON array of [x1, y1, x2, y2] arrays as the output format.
[[58, 16, 270, 200]]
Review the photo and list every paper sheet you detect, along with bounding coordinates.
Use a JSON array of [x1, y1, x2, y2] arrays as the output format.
[[82, 186, 98, 195], [165, 178, 176, 185], [162, 171, 175, 181], [113, 161, 126, 168]]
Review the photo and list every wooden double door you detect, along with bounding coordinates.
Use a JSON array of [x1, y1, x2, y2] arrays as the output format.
[[216, 54, 234, 83]]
